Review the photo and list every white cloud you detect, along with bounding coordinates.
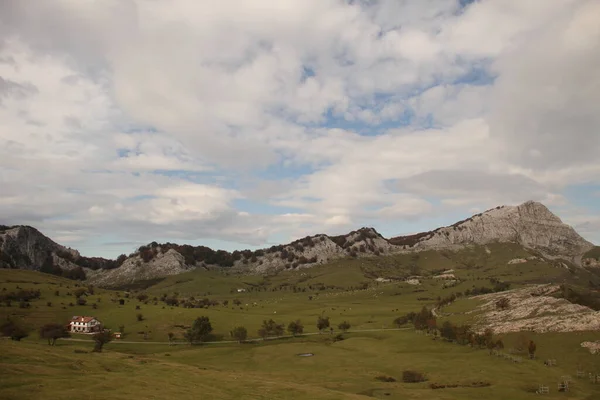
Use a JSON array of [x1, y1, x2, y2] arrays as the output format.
[[1, 0, 599, 254]]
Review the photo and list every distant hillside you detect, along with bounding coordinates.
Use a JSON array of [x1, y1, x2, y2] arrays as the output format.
[[1, 201, 595, 287]]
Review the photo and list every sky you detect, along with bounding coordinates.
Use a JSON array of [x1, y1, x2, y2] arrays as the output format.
[[1, 0, 599, 258]]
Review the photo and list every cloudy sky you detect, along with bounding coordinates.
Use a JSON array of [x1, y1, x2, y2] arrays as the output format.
[[1, 0, 599, 258]]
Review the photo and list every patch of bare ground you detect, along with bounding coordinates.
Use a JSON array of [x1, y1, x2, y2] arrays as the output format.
[[472, 284, 600, 334]]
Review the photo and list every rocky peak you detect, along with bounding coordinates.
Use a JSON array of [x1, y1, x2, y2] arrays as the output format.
[[0, 225, 77, 269], [390, 201, 594, 264]]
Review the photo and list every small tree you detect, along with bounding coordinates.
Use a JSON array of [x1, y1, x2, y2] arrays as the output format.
[[338, 321, 351, 332], [92, 331, 112, 352], [39, 323, 70, 345], [230, 326, 248, 343], [316, 315, 330, 333], [76, 297, 86, 306], [136, 313, 143, 322], [118, 325, 125, 335], [258, 319, 284, 338], [495, 339, 504, 350], [1, 318, 28, 341], [184, 316, 213, 344], [136, 293, 148, 302], [528, 340, 537, 359], [168, 332, 174, 344], [287, 320, 304, 336]]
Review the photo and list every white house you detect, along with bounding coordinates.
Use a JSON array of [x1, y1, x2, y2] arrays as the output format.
[[69, 316, 102, 334]]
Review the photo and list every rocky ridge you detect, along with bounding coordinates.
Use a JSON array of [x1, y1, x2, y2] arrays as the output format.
[[0, 201, 595, 287]]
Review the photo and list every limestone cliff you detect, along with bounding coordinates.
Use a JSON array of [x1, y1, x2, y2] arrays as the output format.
[[389, 201, 594, 265], [85, 249, 192, 287]]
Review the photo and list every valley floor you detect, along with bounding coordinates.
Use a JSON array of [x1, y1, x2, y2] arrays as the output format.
[[2, 329, 600, 400]]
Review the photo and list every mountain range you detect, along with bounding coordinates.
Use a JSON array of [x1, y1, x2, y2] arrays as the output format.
[[1, 201, 598, 288]]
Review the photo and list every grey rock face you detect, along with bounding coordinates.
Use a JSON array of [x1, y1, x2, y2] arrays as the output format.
[[0, 226, 79, 269], [406, 201, 594, 264], [85, 249, 192, 287]]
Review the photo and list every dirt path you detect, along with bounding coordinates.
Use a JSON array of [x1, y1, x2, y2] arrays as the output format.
[[59, 327, 411, 345]]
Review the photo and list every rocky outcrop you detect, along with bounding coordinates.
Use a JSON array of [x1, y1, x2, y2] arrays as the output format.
[[473, 284, 600, 333], [85, 249, 192, 287], [390, 201, 594, 265], [0, 226, 78, 270], [248, 228, 395, 273]]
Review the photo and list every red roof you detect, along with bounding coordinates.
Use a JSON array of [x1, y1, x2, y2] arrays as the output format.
[[70, 316, 97, 323]]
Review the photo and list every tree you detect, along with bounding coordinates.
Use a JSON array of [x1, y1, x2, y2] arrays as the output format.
[[184, 316, 213, 344], [230, 326, 248, 343], [316, 315, 330, 333], [136, 293, 148, 302], [287, 319, 304, 336], [92, 331, 112, 352], [136, 313, 143, 322], [1, 318, 28, 341], [440, 321, 456, 341], [338, 321, 351, 332], [528, 340, 537, 359], [495, 339, 504, 350], [414, 306, 435, 331], [258, 319, 284, 338], [118, 325, 125, 335], [168, 332, 175, 345], [76, 297, 87, 306], [483, 328, 494, 348], [39, 323, 70, 345], [233, 299, 242, 306], [495, 297, 510, 310]]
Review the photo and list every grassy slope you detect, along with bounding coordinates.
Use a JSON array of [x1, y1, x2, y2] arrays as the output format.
[[584, 246, 600, 261], [1, 243, 599, 399]]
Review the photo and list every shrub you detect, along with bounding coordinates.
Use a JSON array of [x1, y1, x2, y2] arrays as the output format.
[[1, 318, 28, 341], [258, 319, 284, 338], [230, 326, 248, 343], [402, 370, 426, 383], [316, 315, 330, 332], [338, 321, 351, 332], [495, 297, 510, 310], [136, 313, 144, 321], [76, 297, 87, 306], [287, 319, 304, 336], [375, 375, 396, 382]]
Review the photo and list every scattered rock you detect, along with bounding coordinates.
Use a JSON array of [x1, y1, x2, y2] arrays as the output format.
[[508, 258, 527, 265]]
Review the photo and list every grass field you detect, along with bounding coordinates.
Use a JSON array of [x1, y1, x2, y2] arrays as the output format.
[[1, 244, 599, 399]]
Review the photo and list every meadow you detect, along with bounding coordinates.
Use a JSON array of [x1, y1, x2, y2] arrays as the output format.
[[1, 243, 599, 399]]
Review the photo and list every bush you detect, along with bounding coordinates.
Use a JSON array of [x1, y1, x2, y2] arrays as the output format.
[[287, 319, 304, 336], [1, 318, 28, 341], [495, 297, 510, 310], [338, 321, 351, 332], [375, 375, 396, 382], [402, 370, 426, 383], [136, 313, 143, 321], [230, 326, 248, 343]]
